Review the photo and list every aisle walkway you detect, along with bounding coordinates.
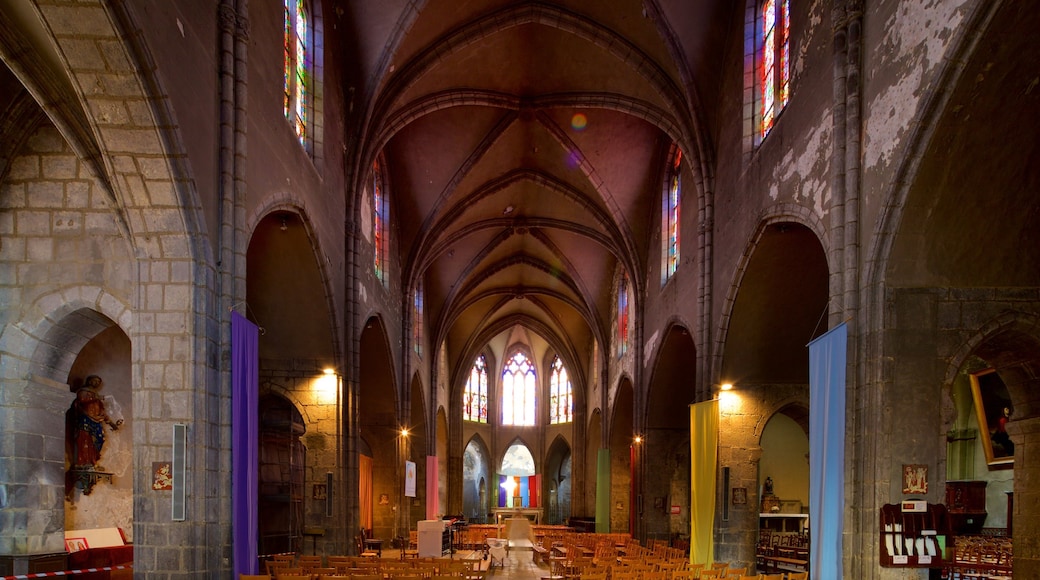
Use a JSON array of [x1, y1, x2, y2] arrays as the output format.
[[373, 548, 551, 579], [484, 550, 549, 579]]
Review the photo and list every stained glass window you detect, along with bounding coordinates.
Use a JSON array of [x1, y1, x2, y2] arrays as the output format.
[[549, 356, 572, 424], [463, 355, 488, 423], [413, 281, 423, 358], [617, 273, 629, 357], [373, 158, 388, 285], [759, 0, 790, 140], [502, 352, 536, 426], [284, 0, 309, 145], [662, 148, 681, 283]]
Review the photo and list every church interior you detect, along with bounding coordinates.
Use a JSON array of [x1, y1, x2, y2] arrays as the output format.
[[0, 0, 1037, 578]]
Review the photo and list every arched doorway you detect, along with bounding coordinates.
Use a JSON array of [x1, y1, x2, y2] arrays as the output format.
[[758, 408, 809, 548], [257, 394, 306, 555], [463, 435, 492, 523], [544, 436, 572, 525]]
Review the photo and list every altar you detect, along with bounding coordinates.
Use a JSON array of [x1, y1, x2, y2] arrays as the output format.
[[492, 507, 543, 524]]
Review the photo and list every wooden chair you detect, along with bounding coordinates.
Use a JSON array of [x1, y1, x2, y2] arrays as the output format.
[[785, 573, 808, 580], [697, 569, 723, 578], [361, 528, 385, 556], [239, 575, 270, 580], [297, 554, 323, 567], [401, 530, 420, 560], [265, 560, 291, 575], [356, 535, 379, 558], [272, 554, 296, 563]]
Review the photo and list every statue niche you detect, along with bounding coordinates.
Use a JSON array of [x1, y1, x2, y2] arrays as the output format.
[[66, 375, 123, 497]]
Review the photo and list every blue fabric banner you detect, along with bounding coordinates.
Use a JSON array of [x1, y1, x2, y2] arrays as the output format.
[[232, 311, 259, 576], [808, 322, 847, 580]]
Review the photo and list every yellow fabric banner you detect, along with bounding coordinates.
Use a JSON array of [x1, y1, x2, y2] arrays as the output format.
[[690, 399, 719, 566]]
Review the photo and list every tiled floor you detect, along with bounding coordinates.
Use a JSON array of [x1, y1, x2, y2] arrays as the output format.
[[484, 549, 551, 579]]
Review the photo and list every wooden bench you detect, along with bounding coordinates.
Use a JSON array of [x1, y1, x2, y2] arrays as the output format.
[[532, 543, 549, 563], [758, 554, 808, 574]]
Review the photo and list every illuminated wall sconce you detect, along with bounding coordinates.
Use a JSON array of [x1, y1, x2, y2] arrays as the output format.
[[316, 368, 339, 404]]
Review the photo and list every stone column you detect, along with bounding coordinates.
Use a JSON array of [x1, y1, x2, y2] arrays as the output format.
[[1006, 417, 1039, 576], [0, 375, 73, 574]]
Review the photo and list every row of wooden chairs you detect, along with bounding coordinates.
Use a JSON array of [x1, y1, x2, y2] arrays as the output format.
[[946, 535, 1012, 579], [257, 554, 485, 580]]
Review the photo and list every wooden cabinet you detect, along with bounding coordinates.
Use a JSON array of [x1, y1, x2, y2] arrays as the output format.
[[759, 513, 808, 534], [945, 480, 987, 535]]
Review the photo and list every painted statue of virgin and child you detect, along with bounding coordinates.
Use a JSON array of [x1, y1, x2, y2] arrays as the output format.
[[67, 375, 124, 472]]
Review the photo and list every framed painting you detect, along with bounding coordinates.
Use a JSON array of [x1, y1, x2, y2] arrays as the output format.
[[969, 368, 1014, 467], [902, 464, 927, 494]]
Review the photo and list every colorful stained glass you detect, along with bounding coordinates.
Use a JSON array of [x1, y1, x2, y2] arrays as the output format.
[[464, 355, 488, 423], [549, 356, 572, 424], [283, 0, 309, 145], [294, 1, 307, 142], [663, 149, 681, 282], [283, 1, 291, 117], [502, 352, 536, 426], [617, 273, 629, 357], [759, 0, 790, 140], [413, 282, 423, 358], [373, 159, 388, 285]]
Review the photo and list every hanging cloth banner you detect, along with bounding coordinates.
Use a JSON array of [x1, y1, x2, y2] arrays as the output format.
[[595, 448, 610, 533], [426, 456, 439, 519], [232, 311, 259, 577], [808, 322, 847, 580], [689, 399, 718, 566], [359, 454, 373, 530]]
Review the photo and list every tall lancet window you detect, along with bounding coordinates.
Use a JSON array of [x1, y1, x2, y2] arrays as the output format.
[[662, 148, 681, 283], [502, 352, 536, 426], [549, 356, 572, 425], [758, 0, 790, 140], [373, 158, 389, 286], [284, 0, 311, 145], [463, 355, 488, 423], [617, 272, 629, 357]]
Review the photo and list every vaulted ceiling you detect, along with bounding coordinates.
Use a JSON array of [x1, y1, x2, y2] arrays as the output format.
[[349, 0, 734, 377]]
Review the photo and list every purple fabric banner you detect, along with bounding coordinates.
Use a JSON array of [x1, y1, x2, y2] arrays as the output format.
[[232, 311, 259, 576]]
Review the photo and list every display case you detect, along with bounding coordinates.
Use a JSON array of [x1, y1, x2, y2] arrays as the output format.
[[879, 502, 949, 568]]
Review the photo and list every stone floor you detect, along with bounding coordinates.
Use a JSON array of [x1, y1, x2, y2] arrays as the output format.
[[484, 549, 550, 579]]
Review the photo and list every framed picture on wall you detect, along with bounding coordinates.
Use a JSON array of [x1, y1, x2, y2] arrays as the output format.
[[902, 464, 927, 494], [969, 368, 1014, 467]]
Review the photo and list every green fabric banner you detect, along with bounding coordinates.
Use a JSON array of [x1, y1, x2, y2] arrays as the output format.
[[690, 400, 719, 565], [596, 448, 611, 533]]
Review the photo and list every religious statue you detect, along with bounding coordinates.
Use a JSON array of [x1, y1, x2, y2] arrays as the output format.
[[68, 375, 123, 471]]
